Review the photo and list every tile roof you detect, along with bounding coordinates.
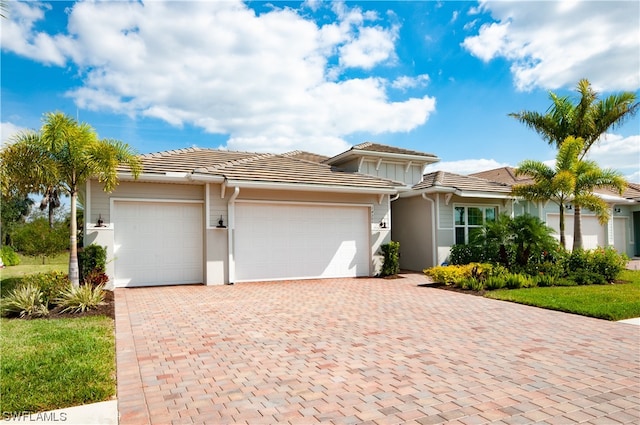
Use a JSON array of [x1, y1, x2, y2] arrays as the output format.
[[281, 150, 330, 163], [414, 171, 513, 193], [470, 167, 532, 185], [351, 142, 438, 158], [124, 148, 255, 174], [118, 147, 398, 190], [472, 166, 639, 201]]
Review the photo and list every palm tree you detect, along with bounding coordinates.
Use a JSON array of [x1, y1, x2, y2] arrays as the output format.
[[512, 136, 583, 249], [510, 78, 638, 250], [40, 185, 62, 229], [0, 112, 142, 286], [571, 158, 626, 250]]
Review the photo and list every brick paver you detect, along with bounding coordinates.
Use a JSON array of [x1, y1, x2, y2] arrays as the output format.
[[116, 274, 640, 424]]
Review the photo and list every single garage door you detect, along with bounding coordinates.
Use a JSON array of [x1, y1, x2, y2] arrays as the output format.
[[234, 202, 370, 282], [546, 213, 604, 250], [113, 201, 203, 287]]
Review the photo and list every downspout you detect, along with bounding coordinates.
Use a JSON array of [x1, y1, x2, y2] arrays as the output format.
[[422, 193, 438, 267], [227, 186, 240, 284]]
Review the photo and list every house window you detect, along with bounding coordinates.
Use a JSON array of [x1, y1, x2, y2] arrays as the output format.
[[454, 206, 498, 244]]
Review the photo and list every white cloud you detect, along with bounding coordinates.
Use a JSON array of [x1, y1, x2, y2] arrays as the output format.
[[2, 1, 433, 156], [424, 158, 511, 175], [0, 122, 28, 148], [391, 74, 430, 91], [463, 0, 640, 91], [586, 133, 640, 183]]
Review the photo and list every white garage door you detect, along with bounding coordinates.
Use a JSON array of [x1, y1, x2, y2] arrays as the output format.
[[546, 213, 604, 250], [114, 201, 203, 287], [614, 217, 627, 254], [234, 202, 370, 282]]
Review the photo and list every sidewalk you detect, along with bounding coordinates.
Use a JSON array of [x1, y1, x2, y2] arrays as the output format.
[[1, 401, 117, 424]]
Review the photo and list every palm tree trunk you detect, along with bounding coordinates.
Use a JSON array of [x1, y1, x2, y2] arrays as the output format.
[[69, 189, 80, 287], [572, 205, 583, 251], [48, 202, 55, 229], [559, 204, 566, 249]]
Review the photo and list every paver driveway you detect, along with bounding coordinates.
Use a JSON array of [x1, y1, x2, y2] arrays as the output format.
[[115, 274, 640, 425]]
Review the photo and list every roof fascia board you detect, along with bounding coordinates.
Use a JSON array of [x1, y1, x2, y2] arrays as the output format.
[[327, 150, 439, 165], [225, 179, 397, 194]]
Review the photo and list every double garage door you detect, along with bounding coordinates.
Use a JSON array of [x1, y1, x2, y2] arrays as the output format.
[[113, 200, 370, 286], [234, 202, 370, 282]]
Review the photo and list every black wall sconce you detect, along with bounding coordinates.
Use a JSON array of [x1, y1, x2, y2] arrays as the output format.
[[380, 220, 387, 229], [96, 214, 105, 227], [614, 207, 621, 213], [565, 204, 572, 210], [216, 215, 226, 228]]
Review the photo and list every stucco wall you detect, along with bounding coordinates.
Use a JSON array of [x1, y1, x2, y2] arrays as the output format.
[[391, 196, 433, 271]]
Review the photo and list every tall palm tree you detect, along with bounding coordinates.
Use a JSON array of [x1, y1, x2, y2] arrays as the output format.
[[512, 136, 584, 249], [571, 158, 626, 250], [0, 112, 142, 286], [510, 78, 638, 249]]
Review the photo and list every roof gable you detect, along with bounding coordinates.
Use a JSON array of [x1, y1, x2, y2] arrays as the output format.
[[325, 141, 439, 166], [414, 171, 513, 194]]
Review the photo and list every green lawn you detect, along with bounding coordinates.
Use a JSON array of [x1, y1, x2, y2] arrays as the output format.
[[485, 270, 640, 321], [0, 316, 116, 413], [1, 252, 116, 413]]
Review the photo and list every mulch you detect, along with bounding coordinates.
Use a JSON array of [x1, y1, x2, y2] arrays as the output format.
[[47, 290, 115, 320]]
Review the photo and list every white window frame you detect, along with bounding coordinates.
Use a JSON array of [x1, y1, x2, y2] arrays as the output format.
[[453, 204, 499, 244]]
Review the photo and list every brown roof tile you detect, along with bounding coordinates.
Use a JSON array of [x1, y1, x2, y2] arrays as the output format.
[[281, 150, 330, 163], [470, 167, 532, 185], [118, 147, 397, 190], [414, 171, 513, 193], [352, 142, 438, 158]]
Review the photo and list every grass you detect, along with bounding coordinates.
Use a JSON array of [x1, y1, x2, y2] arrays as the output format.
[[0, 316, 116, 413], [1, 251, 115, 413], [1, 253, 68, 297], [485, 269, 640, 321]]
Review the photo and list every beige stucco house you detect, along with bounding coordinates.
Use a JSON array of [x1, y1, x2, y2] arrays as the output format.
[[83, 143, 437, 287], [84, 142, 639, 286]]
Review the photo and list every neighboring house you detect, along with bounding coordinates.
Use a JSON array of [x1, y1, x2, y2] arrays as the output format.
[[471, 167, 640, 259], [84, 143, 638, 287], [391, 171, 517, 270]]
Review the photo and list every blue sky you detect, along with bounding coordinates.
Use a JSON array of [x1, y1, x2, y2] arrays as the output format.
[[2, 0, 639, 182]]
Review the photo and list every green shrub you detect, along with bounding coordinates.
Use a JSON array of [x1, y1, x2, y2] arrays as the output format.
[[449, 244, 486, 265], [0, 245, 20, 266], [21, 271, 70, 306], [504, 273, 535, 289], [485, 275, 506, 290], [459, 277, 484, 291], [534, 274, 557, 287], [588, 247, 627, 283], [379, 241, 400, 277], [570, 270, 607, 285], [1, 284, 49, 318], [524, 260, 566, 278], [567, 249, 590, 272], [79, 244, 107, 282], [55, 284, 106, 313], [425, 264, 468, 285]]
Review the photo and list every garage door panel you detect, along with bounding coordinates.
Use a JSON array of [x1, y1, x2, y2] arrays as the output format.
[[546, 213, 604, 250], [235, 203, 369, 282], [114, 202, 203, 287]]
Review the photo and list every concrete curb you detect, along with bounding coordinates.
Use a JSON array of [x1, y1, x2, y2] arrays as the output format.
[[2, 400, 117, 424]]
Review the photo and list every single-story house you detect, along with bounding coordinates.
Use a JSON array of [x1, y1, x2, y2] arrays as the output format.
[[392, 166, 640, 271], [84, 142, 639, 286], [83, 143, 437, 287]]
